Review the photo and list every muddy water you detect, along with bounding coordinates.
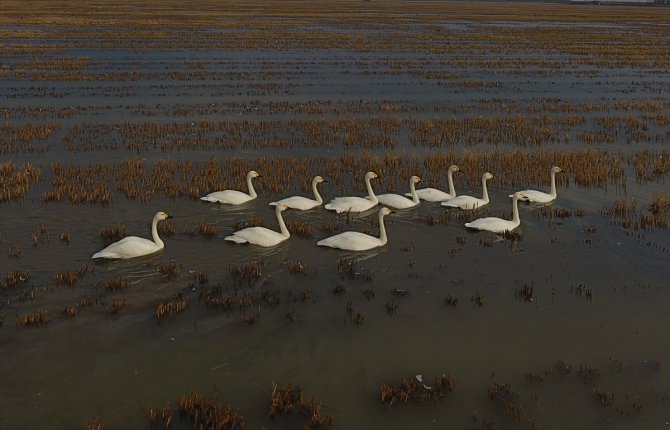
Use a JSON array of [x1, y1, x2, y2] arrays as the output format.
[[1, 176, 669, 429], [1, 13, 670, 430]]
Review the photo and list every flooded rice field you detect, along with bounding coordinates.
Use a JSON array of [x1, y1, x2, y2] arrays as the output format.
[[1, 1, 669, 429]]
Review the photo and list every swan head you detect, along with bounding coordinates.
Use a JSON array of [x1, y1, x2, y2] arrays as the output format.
[[277, 204, 289, 212], [155, 212, 173, 220], [410, 175, 421, 183], [248, 170, 261, 179], [380, 207, 393, 216], [551, 166, 562, 174], [313, 175, 327, 184], [512, 192, 527, 200], [365, 171, 379, 180], [483, 172, 493, 181], [448, 165, 460, 173]]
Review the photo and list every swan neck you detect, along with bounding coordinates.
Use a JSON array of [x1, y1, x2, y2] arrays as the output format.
[[276, 207, 290, 238], [365, 176, 378, 203], [312, 180, 323, 204], [409, 180, 419, 203], [247, 175, 257, 198], [447, 169, 455, 196], [550, 170, 557, 197], [481, 176, 489, 202], [151, 217, 164, 248], [512, 196, 520, 223], [378, 211, 388, 245]]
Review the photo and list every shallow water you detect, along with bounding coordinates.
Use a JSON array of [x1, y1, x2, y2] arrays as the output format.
[[1, 4, 670, 429]]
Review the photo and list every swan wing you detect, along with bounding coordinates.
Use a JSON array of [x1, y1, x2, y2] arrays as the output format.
[[317, 231, 380, 251], [92, 236, 161, 259], [465, 218, 517, 234], [441, 195, 484, 210], [376, 193, 417, 209], [325, 197, 376, 213], [225, 227, 286, 247], [509, 189, 553, 203], [407, 188, 453, 202], [201, 190, 253, 205], [270, 196, 318, 210]]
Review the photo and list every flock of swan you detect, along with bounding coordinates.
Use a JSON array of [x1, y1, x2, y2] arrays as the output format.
[[92, 165, 563, 259]]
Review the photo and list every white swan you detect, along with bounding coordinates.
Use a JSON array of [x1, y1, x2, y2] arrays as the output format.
[[509, 166, 562, 203], [441, 172, 493, 210], [465, 192, 526, 233], [225, 204, 290, 247], [324, 171, 379, 214], [200, 170, 260, 205], [407, 165, 459, 202], [92, 212, 172, 259], [317, 207, 392, 251], [375, 175, 421, 209], [270, 175, 326, 210]]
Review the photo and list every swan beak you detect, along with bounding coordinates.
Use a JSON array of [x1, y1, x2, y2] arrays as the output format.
[[165, 214, 173, 219]]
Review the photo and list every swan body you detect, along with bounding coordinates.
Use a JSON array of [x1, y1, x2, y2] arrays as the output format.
[[407, 165, 459, 202], [317, 207, 392, 251], [92, 212, 172, 259], [441, 172, 493, 210], [465, 192, 526, 233], [376, 175, 421, 209], [270, 175, 326, 210], [225, 204, 290, 247], [509, 166, 562, 203], [325, 171, 379, 214], [201, 170, 260, 205]]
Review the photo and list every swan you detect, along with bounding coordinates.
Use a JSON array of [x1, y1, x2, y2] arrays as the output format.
[[200, 170, 260, 205], [317, 207, 392, 251], [324, 171, 379, 214], [375, 175, 421, 209], [441, 172, 493, 210], [92, 212, 172, 259], [407, 165, 459, 202], [465, 192, 527, 233], [225, 204, 290, 247], [509, 166, 562, 203], [269, 175, 326, 210]]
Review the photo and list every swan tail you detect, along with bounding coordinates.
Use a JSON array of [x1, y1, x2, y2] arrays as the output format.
[[224, 235, 248, 244], [269, 202, 278, 206], [200, 196, 219, 203]]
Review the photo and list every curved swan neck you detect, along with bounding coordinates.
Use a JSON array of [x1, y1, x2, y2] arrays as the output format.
[[151, 216, 164, 248], [512, 195, 520, 224], [549, 170, 557, 198], [312, 179, 323, 204], [247, 175, 257, 198], [276, 207, 289, 238], [409, 179, 419, 203], [481, 176, 489, 203], [378, 211, 388, 245], [365, 175, 378, 203], [447, 169, 456, 196]]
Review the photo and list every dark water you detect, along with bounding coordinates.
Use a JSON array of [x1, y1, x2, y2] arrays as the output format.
[[1, 15, 669, 430]]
